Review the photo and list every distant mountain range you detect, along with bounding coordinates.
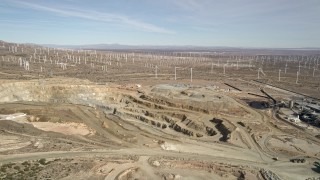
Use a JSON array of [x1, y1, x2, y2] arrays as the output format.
[[1, 40, 319, 53], [41, 43, 234, 51], [41, 43, 320, 51]]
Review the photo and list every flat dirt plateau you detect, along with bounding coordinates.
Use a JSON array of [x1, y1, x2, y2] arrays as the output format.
[[0, 77, 319, 180]]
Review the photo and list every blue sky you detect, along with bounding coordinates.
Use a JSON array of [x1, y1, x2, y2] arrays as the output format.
[[1, 0, 320, 48]]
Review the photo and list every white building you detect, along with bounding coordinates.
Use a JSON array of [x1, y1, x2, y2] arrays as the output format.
[[288, 115, 300, 123]]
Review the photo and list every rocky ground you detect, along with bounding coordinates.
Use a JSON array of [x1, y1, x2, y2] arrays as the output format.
[[0, 77, 319, 180]]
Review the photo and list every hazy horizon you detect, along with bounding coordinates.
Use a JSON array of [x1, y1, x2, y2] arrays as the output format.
[[2, 40, 320, 50]]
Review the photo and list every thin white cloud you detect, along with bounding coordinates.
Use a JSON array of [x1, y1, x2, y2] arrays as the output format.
[[170, 0, 320, 30], [173, 0, 203, 12], [10, 0, 175, 34]]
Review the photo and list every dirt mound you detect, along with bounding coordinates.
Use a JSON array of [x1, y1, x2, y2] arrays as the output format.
[[169, 123, 194, 136], [32, 122, 95, 136], [0, 120, 45, 135], [267, 135, 320, 157], [150, 84, 247, 115]]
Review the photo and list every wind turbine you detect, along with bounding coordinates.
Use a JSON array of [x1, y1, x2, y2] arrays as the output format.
[[175, 67, 180, 80], [237, 58, 239, 70], [284, 62, 288, 74], [278, 69, 281, 81], [190, 68, 193, 82], [24, 61, 29, 71], [258, 68, 266, 79]]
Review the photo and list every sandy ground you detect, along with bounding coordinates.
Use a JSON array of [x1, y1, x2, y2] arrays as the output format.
[[31, 122, 94, 136]]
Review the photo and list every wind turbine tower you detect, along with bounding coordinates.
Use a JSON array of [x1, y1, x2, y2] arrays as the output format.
[[190, 68, 193, 82], [278, 69, 281, 81], [175, 67, 178, 80]]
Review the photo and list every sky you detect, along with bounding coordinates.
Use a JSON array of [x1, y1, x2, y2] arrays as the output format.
[[0, 0, 320, 48]]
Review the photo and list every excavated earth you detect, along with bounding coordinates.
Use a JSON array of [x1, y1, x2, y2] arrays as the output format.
[[0, 77, 319, 180]]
